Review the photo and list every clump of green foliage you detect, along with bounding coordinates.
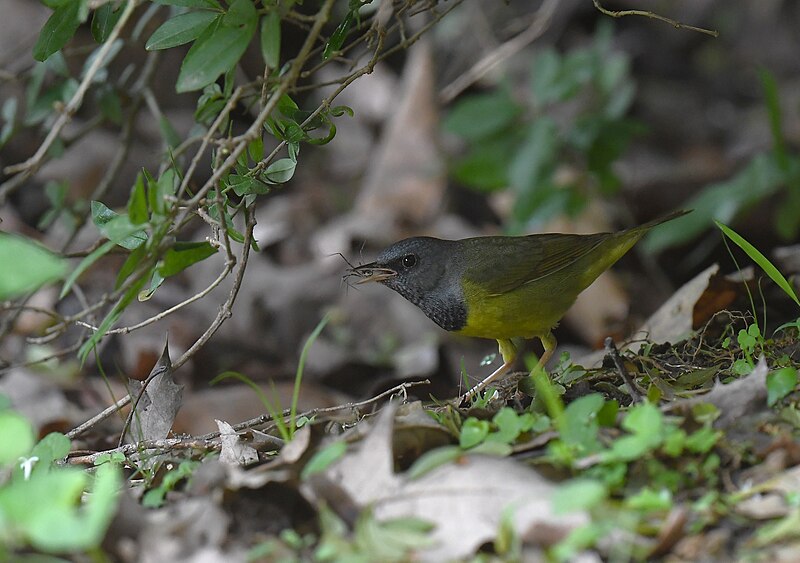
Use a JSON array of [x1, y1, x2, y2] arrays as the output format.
[[444, 22, 641, 232]]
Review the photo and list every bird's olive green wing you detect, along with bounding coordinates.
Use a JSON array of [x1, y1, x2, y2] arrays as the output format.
[[461, 233, 611, 295]]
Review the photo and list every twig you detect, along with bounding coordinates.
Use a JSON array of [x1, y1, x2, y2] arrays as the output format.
[[173, 206, 256, 371], [0, 342, 83, 375], [440, 0, 558, 103], [97, 260, 234, 336], [592, 0, 719, 38], [604, 337, 643, 403], [66, 394, 131, 440], [66, 436, 220, 465], [200, 379, 431, 440]]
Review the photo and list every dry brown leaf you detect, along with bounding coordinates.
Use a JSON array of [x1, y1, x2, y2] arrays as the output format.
[[216, 420, 259, 466], [303, 403, 585, 561], [634, 263, 720, 346], [127, 338, 183, 444], [735, 494, 791, 519], [666, 356, 768, 429]]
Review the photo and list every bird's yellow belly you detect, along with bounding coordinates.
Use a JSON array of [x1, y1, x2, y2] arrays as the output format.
[[456, 278, 577, 340]]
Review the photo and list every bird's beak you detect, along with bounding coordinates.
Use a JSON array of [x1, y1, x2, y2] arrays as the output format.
[[346, 262, 398, 284]]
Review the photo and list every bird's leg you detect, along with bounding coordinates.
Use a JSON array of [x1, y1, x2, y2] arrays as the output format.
[[534, 331, 557, 372], [462, 338, 517, 401]]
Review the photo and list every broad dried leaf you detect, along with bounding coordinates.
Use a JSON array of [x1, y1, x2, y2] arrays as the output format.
[[668, 357, 768, 429], [128, 338, 183, 443], [302, 404, 585, 561], [216, 420, 258, 466]]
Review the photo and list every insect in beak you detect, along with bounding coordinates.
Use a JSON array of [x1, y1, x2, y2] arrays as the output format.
[[346, 263, 398, 284]]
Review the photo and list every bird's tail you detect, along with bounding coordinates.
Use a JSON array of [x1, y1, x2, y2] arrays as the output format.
[[628, 209, 692, 234]]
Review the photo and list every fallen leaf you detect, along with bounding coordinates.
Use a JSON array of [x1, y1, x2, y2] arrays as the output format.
[[736, 494, 791, 519], [302, 403, 585, 561], [127, 337, 183, 444], [666, 357, 768, 429], [216, 420, 259, 466]]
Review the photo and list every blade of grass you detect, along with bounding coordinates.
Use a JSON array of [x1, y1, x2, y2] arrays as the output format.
[[210, 370, 290, 441], [715, 220, 800, 308], [291, 313, 330, 432]]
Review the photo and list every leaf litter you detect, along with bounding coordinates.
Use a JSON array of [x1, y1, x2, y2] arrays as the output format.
[[7, 246, 780, 562]]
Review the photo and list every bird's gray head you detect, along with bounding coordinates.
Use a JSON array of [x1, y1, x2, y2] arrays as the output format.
[[345, 237, 466, 331]]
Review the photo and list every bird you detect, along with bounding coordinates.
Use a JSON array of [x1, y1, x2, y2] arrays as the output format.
[[345, 210, 690, 400]]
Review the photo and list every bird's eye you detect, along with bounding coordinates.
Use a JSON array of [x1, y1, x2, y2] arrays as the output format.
[[402, 254, 417, 268]]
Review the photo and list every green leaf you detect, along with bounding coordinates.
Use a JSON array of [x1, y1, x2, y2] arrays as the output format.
[[557, 393, 604, 453], [260, 11, 281, 68], [0, 97, 18, 149], [662, 427, 686, 457], [97, 85, 122, 124], [145, 11, 219, 51], [158, 242, 217, 277], [91, 2, 123, 43], [621, 402, 663, 445], [596, 399, 618, 427], [30, 432, 71, 468], [451, 135, 518, 193], [767, 367, 798, 407], [263, 158, 296, 184], [158, 115, 181, 148], [33, 0, 84, 62], [60, 240, 116, 299], [0, 411, 35, 465], [127, 173, 149, 225], [468, 441, 513, 457], [552, 479, 607, 514], [407, 446, 462, 479], [602, 402, 664, 462], [624, 487, 672, 512], [25, 463, 120, 551], [26, 77, 79, 126], [322, 10, 352, 60], [530, 48, 566, 106], [684, 425, 720, 454], [510, 117, 560, 202], [116, 244, 147, 289], [444, 89, 522, 142], [643, 154, 784, 254], [459, 418, 490, 449], [716, 220, 800, 308], [175, 0, 256, 92], [488, 407, 523, 444], [0, 234, 67, 300], [149, 168, 177, 215], [138, 269, 164, 301], [301, 441, 347, 479], [224, 0, 254, 26], [90, 201, 147, 249], [247, 136, 264, 161], [153, 0, 221, 7], [228, 175, 270, 196], [759, 68, 787, 168]]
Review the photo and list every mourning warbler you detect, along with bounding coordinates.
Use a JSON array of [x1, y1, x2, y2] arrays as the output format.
[[347, 210, 690, 398]]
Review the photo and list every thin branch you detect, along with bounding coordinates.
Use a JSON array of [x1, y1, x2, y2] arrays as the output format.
[[200, 379, 431, 440], [173, 206, 256, 371], [102, 260, 234, 336], [66, 436, 220, 465], [66, 394, 131, 440], [440, 0, 558, 103], [592, 0, 719, 38]]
